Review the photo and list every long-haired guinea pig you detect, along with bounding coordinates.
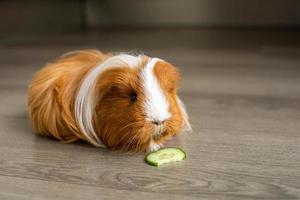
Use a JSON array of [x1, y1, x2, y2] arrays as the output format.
[[28, 50, 191, 152]]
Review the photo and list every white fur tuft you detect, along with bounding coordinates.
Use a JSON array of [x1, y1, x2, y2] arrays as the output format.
[[176, 96, 192, 131], [75, 54, 142, 147], [148, 140, 163, 152], [141, 58, 171, 124]]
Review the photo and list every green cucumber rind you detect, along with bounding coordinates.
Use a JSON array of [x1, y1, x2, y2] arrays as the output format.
[[145, 158, 159, 167], [145, 147, 186, 167]]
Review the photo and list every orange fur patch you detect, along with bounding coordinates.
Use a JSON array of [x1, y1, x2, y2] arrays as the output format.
[[28, 50, 108, 142]]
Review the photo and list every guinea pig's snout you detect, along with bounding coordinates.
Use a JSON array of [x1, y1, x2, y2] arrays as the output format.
[[151, 120, 165, 126], [151, 120, 166, 139]]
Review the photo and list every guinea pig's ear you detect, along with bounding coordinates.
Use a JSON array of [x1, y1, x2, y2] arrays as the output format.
[[94, 67, 134, 99]]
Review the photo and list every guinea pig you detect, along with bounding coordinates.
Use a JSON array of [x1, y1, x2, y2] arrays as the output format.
[[28, 50, 191, 152]]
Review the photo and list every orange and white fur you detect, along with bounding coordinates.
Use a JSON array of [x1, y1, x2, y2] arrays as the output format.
[[28, 50, 191, 152]]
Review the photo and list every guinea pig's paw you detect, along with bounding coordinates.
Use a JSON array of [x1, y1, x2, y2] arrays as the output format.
[[147, 141, 163, 152]]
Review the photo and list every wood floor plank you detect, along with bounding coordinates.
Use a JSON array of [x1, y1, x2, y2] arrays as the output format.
[[0, 175, 203, 200]]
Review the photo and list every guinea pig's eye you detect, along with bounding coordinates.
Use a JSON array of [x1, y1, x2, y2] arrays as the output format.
[[130, 92, 137, 102]]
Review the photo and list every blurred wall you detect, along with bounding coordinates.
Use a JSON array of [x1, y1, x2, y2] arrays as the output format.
[[87, 0, 300, 28], [0, 1, 81, 35], [0, 0, 300, 36]]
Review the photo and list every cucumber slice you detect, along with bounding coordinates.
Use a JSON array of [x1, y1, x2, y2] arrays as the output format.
[[145, 147, 186, 167]]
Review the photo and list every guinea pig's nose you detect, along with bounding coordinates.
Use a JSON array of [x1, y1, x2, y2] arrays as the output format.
[[152, 120, 165, 126]]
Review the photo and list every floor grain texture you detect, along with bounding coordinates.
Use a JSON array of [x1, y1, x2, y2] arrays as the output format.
[[0, 29, 300, 199]]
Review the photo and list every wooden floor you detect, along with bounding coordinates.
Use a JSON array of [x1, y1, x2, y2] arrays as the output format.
[[0, 29, 300, 199]]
